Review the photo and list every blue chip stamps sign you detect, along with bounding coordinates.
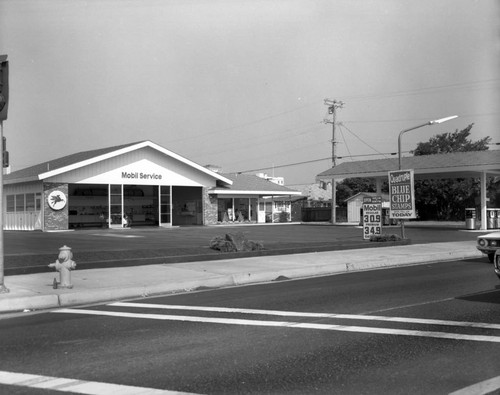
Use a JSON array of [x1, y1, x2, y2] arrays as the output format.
[[388, 169, 416, 219], [362, 196, 382, 240]]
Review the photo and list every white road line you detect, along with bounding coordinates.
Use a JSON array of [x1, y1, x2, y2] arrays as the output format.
[[0, 370, 197, 394], [54, 308, 500, 343], [449, 375, 500, 395], [91, 233, 142, 238], [110, 302, 500, 330]]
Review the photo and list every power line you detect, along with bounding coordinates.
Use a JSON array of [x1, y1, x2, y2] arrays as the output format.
[[343, 112, 500, 124], [236, 157, 332, 173], [167, 80, 498, 149], [235, 151, 407, 174], [165, 102, 319, 146], [342, 79, 500, 102], [338, 123, 389, 158]]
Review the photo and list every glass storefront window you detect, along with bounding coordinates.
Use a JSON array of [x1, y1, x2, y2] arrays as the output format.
[[160, 185, 171, 224], [15, 194, 25, 212], [35, 193, 41, 210], [110, 184, 123, 225], [6, 195, 14, 212], [110, 185, 121, 195], [26, 193, 35, 211], [110, 195, 121, 205]]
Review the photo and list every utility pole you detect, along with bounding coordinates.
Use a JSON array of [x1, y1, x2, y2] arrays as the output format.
[[0, 121, 7, 293], [323, 99, 344, 226], [323, 99, 344, 167], [0, 55, 9, 293]]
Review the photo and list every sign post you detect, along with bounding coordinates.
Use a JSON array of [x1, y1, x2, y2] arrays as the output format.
[[362, 196, 382, 240], [388, 169, 416, 239]]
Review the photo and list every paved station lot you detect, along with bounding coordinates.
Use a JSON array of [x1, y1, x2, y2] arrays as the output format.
[[3, 222, 484, 275]]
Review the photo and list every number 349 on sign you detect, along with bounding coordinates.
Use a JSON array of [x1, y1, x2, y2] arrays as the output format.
[[364, 225, 381, 237]]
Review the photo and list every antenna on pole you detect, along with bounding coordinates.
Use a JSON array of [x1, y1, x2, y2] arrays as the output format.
[[324, 99, 344, 167]]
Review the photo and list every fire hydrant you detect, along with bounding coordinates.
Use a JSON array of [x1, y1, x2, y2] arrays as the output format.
[[48, 245, 76, 289]]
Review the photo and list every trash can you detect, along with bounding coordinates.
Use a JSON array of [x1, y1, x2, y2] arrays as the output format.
[[487, 208, 496, 229], [465, 208, 476, 230]]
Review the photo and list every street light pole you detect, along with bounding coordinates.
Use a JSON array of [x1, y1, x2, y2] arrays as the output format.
[[397, 115, 458, 238]]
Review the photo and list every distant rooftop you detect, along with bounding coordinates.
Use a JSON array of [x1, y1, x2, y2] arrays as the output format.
[[212, 173, 301, 196]]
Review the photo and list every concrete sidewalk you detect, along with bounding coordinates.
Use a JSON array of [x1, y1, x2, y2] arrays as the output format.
[[0, 241, 484, 315]]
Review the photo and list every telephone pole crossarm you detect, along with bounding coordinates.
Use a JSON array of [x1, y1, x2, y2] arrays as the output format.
[[323, 99, 344, 167]]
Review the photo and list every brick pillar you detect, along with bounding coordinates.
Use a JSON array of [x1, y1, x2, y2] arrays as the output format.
[[203, 188, 218, 225]]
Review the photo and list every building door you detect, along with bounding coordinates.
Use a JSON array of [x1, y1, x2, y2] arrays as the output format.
[[123, 185, 159, 226], [109, 184, 123, 228], [160, 185, 171, 226]]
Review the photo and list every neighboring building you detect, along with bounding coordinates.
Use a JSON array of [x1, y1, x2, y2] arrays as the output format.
[[255, 172, 284, 186], [3, 141, 301, 231], [299, 183, 332, 207], [345, 192, 390, 224], [210, 173, 301, 224]]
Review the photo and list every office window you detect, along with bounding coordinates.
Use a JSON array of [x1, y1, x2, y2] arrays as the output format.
[[6, 195, 14, 212], [26, 193, 35, 211], [15, 194, 25, 212]]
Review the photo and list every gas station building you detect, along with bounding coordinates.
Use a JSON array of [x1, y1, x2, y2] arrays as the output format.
[[3, 141, 301, 231]]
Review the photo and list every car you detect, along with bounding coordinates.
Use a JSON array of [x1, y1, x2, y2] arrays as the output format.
[[494, 250, 500, 280], [476, 232, 500, 263]]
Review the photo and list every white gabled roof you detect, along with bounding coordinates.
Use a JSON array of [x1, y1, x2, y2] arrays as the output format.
[[5, 140, 233, 185]]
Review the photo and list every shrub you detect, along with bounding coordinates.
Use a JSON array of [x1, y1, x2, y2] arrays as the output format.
[[209, 232, 264, 252], [209, 236, 237, 252], [369, 234, 402, 242]]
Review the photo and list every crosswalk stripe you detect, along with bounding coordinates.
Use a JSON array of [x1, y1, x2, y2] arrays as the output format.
[[54, 308, 500, 343], [0, 370, 198, 394], [110, 302, 500, 330], [449, 374, 500, 395], [91, 233, 142, 238]]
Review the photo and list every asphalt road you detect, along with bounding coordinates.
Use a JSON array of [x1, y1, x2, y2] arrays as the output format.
[[0, 255, 499, 394], [4, 223, 485, 274]]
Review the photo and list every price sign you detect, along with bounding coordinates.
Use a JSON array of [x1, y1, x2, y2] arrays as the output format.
[[362, 196, 382, 240]]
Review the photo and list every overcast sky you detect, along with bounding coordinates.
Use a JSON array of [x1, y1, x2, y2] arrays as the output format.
[[1, 0, 498, 186]]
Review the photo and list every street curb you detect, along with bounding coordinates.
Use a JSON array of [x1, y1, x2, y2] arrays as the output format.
[[0, 249, 485, 314], [0, 294, 60, 312]]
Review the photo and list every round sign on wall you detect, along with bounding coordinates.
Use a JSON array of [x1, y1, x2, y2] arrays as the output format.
[[47, 190, 67, 210]]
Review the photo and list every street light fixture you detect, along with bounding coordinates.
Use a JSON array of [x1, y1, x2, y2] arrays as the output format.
[[396, 115, 458, 238], [398, 115, 458, 170]]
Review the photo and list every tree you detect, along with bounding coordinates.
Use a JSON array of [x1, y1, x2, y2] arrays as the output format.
[[411, 124, 491, 221], [336, 178, 376, 207], [412, 123, 490, 155]]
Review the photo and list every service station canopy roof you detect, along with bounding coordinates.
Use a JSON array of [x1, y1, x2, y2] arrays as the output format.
[[316, 150, 500, 181]]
